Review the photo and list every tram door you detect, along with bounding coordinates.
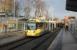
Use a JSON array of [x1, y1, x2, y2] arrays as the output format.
[[36, 22, 48, 31], [36, 22, 43, 30]]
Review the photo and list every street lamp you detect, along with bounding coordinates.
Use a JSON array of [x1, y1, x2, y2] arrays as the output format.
[[51, 7, 54, 31], [51, 7, 54, 21], [13, 0, 16, 17]]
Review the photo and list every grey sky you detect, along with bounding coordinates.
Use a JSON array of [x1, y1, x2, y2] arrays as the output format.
[[18, 0, 77, 19]]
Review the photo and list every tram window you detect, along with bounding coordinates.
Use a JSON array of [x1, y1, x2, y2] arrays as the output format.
[[27, 23, 36, 30]]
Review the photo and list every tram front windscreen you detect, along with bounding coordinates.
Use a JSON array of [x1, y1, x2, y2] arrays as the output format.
[[27, 23, 36, 30]]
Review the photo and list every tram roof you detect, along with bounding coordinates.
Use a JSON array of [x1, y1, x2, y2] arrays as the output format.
[[27, 19, 48, 23]]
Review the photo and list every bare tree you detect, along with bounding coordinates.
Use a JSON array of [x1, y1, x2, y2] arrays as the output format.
[[15, 0, 19, 17], [34, 0, 47, 17], [24, 0, 31, 19], [24, 0, 48, 19]]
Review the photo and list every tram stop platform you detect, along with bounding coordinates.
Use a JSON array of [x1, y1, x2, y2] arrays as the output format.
[[0, 31, 25, 46], [48, 28, 77, 50]]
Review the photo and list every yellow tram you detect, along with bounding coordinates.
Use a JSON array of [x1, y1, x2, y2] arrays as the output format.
[[24, 19, 48, 36]]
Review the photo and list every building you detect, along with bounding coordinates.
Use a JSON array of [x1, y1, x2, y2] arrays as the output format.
[[65, 16, 76, 32], [0, 0, 14, 17]]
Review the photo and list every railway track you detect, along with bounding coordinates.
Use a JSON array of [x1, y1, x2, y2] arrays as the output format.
[[0, 30, 60, 50]]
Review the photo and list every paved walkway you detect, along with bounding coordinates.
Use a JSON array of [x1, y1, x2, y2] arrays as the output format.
[[48, 28, 77, 50], [0, 31, 25, 46], [62, 29, 77, 50]]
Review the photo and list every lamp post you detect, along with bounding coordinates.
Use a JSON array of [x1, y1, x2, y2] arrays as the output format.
[[13, 0, 16, 17], [51, 7, 54, 31]]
